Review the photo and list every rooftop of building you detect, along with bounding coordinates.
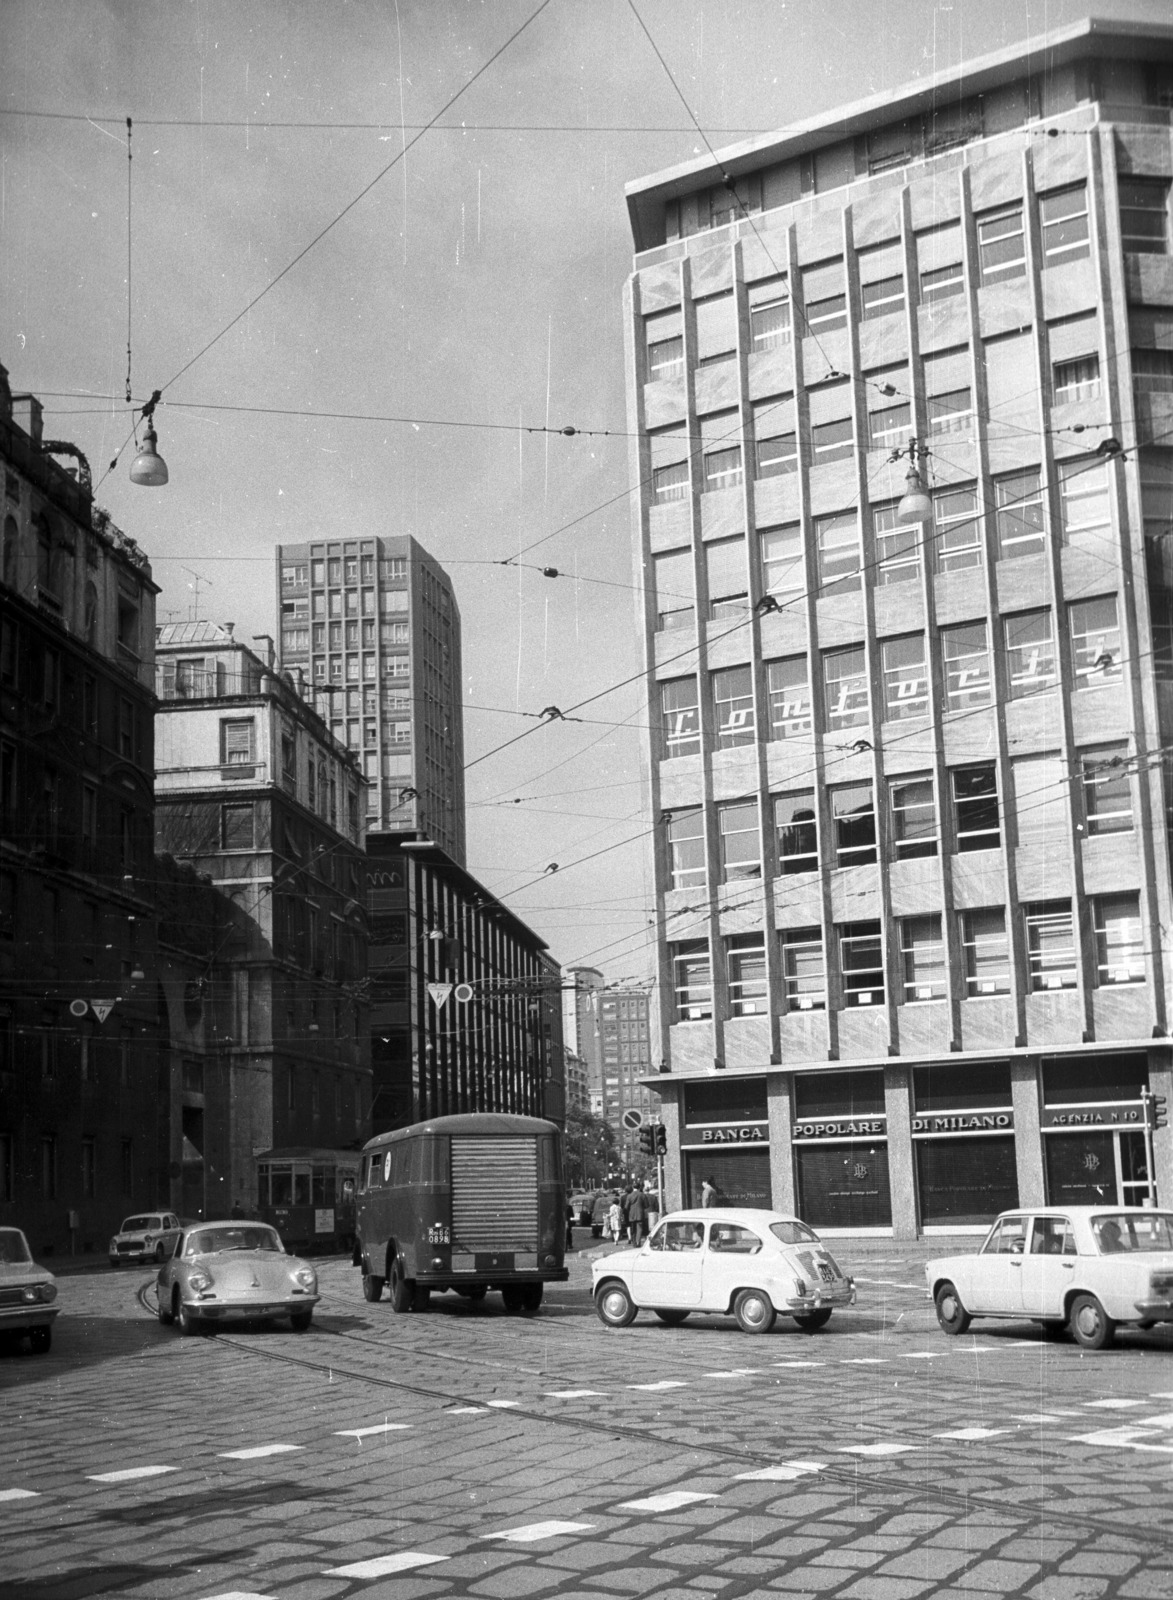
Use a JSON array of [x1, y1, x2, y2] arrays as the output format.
[[367, 832, 554, 958], [1, 362, 155, 584], [625, 14, 1173, 248], [156, 619, 241, 648]]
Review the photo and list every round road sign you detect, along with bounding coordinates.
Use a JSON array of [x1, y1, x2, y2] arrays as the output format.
[[621, 1108, 644, 1131]]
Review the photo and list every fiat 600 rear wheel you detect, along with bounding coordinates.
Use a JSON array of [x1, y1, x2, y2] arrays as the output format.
[[733, 1288, 776, 1334]]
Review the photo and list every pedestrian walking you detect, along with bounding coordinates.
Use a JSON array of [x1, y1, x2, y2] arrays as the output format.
[[607, 1194, 622, 1243], [565, 1200, 575, 1253], [627, 1185, 647, 1244], [701, 1176, 719, 1208]]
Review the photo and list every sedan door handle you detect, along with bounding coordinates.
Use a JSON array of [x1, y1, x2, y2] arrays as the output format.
[[1010, 1260, 1022, 1267], [1062, 1262, 1075, 1269]]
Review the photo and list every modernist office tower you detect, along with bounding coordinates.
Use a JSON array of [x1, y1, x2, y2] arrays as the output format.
[[625, 19, 1173, 1234], [276, 536, 466, 865]]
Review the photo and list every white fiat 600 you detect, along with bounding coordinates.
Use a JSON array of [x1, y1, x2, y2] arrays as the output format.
[[926, 1207, 1173, 1350], [592, 1208, 855, 1334]]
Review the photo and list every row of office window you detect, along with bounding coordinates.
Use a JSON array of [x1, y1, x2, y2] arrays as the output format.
[[652, 459, 1113, 627], [650, 360, 1108, 502], [659, 594, 1122, 759], [649, 176, 1171, 374], [671, 892, 1145, 1022], [645, 182, 1110, 381], [282, 554, 409, 589], [664, 748, 1133, 888]]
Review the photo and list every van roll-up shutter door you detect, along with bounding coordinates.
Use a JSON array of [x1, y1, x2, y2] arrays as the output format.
[[450, 1137, 539, 1252]]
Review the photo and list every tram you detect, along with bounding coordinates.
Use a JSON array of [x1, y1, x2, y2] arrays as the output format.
[[254, 1147, 359, 1254], [354, 1112, 568, 1312]]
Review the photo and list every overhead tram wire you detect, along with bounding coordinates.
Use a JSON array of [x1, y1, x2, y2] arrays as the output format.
[[0, 107, 776, 136], [95, 0, 554, 486]]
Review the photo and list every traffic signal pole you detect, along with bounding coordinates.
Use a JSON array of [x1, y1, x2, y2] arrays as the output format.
[[1141, 1087, 1167, 1205]]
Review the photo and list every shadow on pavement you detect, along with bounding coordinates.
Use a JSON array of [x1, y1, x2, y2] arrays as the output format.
[[90, 1477, 350, 1526], [7, 1552, 253, 1600]]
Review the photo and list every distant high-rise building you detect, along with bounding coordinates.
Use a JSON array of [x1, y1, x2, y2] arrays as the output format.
[[276, 535, 465, 864], [564, 968, 659, 1155]]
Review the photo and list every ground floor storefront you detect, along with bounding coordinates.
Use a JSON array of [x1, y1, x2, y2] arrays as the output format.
[[664, 1048, 1172, 1237]]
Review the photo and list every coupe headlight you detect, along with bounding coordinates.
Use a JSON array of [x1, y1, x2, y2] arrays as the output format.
[[293, 1266, 317, 1291], [187, 1269, 213, 1293], [39, 1283, 57, 1303]]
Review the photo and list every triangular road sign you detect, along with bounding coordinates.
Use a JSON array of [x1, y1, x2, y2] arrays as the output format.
[[91, 1000, 116, 1024], [427, 982, 453, 1009]]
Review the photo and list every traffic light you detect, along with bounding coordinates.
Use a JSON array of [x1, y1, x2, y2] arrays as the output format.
[[1151, 1094, 1168, 1131], [638, 1126, 654, 1156], [654, 1124, 668, 1156]]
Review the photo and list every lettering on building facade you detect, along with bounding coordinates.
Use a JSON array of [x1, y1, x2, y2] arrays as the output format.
[[691, 1124, 768, 1143], [792, 1118, 886, 1140], [911, 1113, 1012, 1133], [1040, 1105, 1142, 1128]]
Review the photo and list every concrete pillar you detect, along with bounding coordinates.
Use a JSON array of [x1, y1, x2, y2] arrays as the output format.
[[885, 1063, 917, 1239], [1011, 1055, 1045, 1207], [768, 1074, 796, 1214], [660, 1083, 683, 1212]]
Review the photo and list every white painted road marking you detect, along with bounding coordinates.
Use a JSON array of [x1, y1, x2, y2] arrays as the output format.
[[87, 1466, 177, 1483], [325, 1552, 450, 1578], [0, 1489, 39, 1502], [1012, 1414, 1070, 1423], [703, 1368, 762, 1378], [838, 1442, 919, 1457], [483, 1520, 595, 1542], [202, 1591, 279, 1600], [840, 1358, 886, 1365], [220, 1444, 303, 1460], [202, 1592, 279, 1600], [736, 1461, 825, 1482], [628, 1380, 688, 1391], [1068, 1426, 1173, 1455], [900, 1352, 943, 1360], [447, 1406, 488, 1415], [1084, 1398, 1144, 1409], [771, 1360, 824, 1368], [544, 1389, 605, 1399], [934, 1427, 1009, 1441], [336, 1424, 413, 1439], [618, 1490, 717, 1512], [485, 1400, 521, 1409]]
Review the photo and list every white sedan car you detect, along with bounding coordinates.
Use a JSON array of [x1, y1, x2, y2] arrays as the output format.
[[926, 1206, 1173, 1350], [592, 1208, 855, 1334]]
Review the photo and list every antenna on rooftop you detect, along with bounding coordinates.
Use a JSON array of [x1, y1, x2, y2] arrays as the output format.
[[181, 565, 213, 621]]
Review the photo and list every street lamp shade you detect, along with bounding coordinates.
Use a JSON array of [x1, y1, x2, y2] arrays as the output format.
[[897, 461, 933, 523], [129, 423, 169, 486]]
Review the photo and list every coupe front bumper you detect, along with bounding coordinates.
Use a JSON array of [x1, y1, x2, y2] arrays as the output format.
[[185, 1294, 319, 1321]]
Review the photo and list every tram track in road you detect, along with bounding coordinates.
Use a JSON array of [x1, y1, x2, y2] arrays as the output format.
[[132, 1276, 1173, 1552]]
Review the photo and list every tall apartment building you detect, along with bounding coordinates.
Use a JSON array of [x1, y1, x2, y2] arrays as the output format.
[[154, 622, 370, 1211], [275, 536, 465, 864], [564, 966, 605, 1116], [599, 987, 660, 1165], [0, 368, 164, 1254], [625, 18, 1173, 1233]]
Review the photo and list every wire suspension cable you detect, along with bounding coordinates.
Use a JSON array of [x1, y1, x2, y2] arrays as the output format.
[[125, 115, 133, 404]]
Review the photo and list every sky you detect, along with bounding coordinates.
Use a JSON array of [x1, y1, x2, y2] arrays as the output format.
[[2, 0, 1168, 989]]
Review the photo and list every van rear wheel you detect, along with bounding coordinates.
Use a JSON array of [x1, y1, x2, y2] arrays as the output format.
[[388, 1257, 413, 1313]]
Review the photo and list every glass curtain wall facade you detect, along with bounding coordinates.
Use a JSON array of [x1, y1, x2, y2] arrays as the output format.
[[627, 20, 1173, 1233]]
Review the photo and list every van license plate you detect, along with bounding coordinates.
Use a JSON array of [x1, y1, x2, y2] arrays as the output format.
[[474, 1253, 514, 1272]]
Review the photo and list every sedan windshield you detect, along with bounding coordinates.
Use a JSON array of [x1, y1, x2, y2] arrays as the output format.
[[121, 1216, 153, 1232], [185, 1226, 283, 1257], [0, 1229, 32, 1264], [1092, 1213, 1173, 1254], [770, 1220, 818, 1246]]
